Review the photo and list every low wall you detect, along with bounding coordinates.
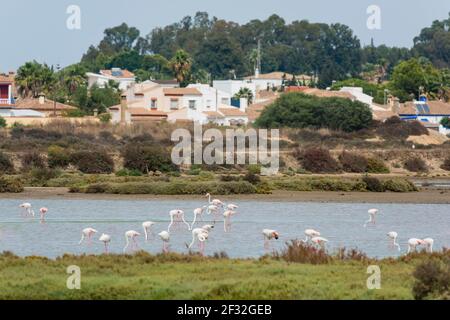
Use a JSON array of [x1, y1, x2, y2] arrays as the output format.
[[4, 117, 100, 126]]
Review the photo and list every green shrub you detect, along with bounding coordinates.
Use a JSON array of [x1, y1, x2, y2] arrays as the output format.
[[413, 258, 450, 300], [21, 151, 47, 171], [376, 117, 428, 139], [47, 145, 70, 169], [0, 116, 6, 128], [366, 157, 390, 174], [29, 167, 61, 186], [297, 148, 340, 173], [0, 176, 24, 193], [98, 113, 112, 123], [383, 178, 418, 192], [403, 157, 428, 173], [122, 144, 176, 174], [441, 157, 450, 171], [70, 150, 114, 174], [247, 164, 262, 175], [363, 176, 385, 192], [220, 175, 241, 182], [243, 172, 261, 185], [0, 152, 14, 174], [339, 151, 368, 173], [115, 168, 143, 177]]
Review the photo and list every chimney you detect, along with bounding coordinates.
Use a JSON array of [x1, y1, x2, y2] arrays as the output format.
[[38, 93, 45, 105], [120, 94, 128, 124], [239, 97, 248, 113], [391, 97, 400, 114]]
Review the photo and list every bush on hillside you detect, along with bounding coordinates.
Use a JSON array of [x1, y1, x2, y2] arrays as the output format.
[[441, 157, 450, 171], [339, 151, 368, 173], [376, 117, 428, 139], [70, 150, 114, 174], [413, 258, 450, 300], [122, 144, 176, 173], [363, 176, 385, 192], [21, 151, 47, 171], [0, 152, 14, 174], [383, 178, 418, 192], [255, 92, 372, 132], [47, 145, 71, 169], [366, 157, 390, 173], [403, 157, 428, 173], [0, 176, 24, 193], [296, 147, 340, 173]]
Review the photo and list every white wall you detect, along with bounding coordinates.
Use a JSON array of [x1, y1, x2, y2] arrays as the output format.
[[87, 73, 135, 91], [339, 87, 373, 106], [213, 80, 256, 98], [187, 84, 231, 111]]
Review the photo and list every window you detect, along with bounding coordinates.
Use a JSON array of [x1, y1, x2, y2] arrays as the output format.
[[150, 98, 157, 109], [170, 99, 179, 110], [189, 100, 196, 110], [206, 100, 212, 109], [221, 98, 229, 105]]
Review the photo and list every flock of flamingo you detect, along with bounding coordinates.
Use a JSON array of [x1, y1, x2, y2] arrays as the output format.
[[17, 195, 435, 256]]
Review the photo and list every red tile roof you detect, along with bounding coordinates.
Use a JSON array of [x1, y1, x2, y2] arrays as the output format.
[[163, 88, 202, 96], [100, 69, 135, 79], [15, 97, 76, 111]]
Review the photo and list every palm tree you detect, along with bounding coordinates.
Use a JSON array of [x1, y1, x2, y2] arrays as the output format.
[[15, 61, 55, 98], [169, 50, 193, 86], [62, 64, 87, 94], [233, 87, 254, 104]]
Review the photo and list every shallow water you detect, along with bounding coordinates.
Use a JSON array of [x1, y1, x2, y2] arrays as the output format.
[[0, 199, 448, 258]]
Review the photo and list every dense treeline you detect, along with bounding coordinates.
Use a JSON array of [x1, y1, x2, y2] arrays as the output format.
[[10, 12, 450, 115]]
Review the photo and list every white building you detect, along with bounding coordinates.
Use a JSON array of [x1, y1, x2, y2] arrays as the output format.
[[212, 80, 257, 99], [87, 68, 136, 91], [339, 87, 374, 106], [187, 84, 232, 110]]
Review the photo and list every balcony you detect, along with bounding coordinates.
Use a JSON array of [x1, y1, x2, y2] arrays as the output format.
[[0, 98, 12, 105]]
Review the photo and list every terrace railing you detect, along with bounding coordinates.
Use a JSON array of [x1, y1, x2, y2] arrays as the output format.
[[0, 98, 11, 105]]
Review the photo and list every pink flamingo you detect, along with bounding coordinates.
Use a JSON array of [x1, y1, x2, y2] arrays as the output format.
[[142, 221, 155, 242], [387, 231, 401, 251], [158, 231, 170, 253], [168, 210, 190, 232], [407, 238, 425, 253], [191, 207, 206, 230], [363, 209, 379, 228], [223, 210, 236, 232], [227, 204, 238, 211], [302, 229, 321, 243], [311, 236, 329, 250], [262, 229, 279, 250], [79, 228, 98, 245], [123, 230, 140, 253], [19, 203, 35, 217], [39, 207, 48, 223], [99, 234, 111, 254], [205, 193, 224, 207], [423, 238, 434, 253], [188, 227, 211, 255]]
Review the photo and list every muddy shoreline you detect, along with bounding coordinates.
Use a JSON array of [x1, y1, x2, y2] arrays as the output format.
[[0, 187, 449, 204]]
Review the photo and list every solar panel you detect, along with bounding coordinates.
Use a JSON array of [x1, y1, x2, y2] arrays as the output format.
[[112, 70, 123, 77], [416, 105, 424, 114], [422, 104, 430, 114]]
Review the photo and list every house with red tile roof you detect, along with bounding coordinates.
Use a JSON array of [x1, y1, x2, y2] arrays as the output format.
[[87, 68, 136, 91]]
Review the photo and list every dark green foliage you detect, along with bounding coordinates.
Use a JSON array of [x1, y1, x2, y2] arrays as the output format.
[[404, 157, 428, 173], [339, 151, 368, 173], [0, 176, 24, 193], [29, 168, 61, 186], [383, 179, 418, 192], [366, 157, 390, 174], [47, 145, 70, 169], [0, 152, 14, 174], [122, 144, 176, 173], [363, 176, 385, 192], [70, 150, 114, 174], [256, 93, 372, 132], [0, 116, 6, 128], [441, 117, 450, 128], [297, 147, 340, 173], [243, 172, 261, 185], [412, 257, 450, 300]]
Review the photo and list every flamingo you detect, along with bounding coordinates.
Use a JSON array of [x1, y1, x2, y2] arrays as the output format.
[[227, 204, 238, 211], [123, 230, 140, 253], [302, 229, 321, 243], [168, 209, 190, 232], [188, 227, 211, 255], [19, 203, 35, 217], [407, 238, 425, 253], [206, 205, 219, 215], [363, 209, 379, 228], [423, 238, 434, 253], [262, 229, 279, 250], [79, 228, 98, 245], [158, 231, 170, 253], [205, 193, 224, 207], [39, 207, 48, 223], [311, 236, 328, 249], [223, 210, 236, 232], [387, 231, 401, 251], [191, 207, 206, 230], [142, 221, 155, 242], [99, 234, 111, 254]]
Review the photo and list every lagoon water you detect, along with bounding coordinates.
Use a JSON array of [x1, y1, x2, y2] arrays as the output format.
[[0, 199, 448, 259]]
